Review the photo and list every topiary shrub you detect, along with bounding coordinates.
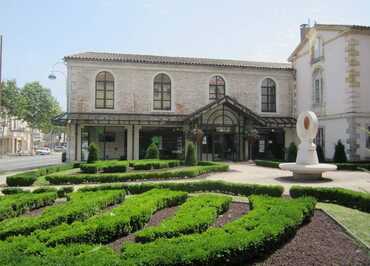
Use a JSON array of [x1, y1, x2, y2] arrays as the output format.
[[61, 151, 67, 162], [87, 143, 99, 163], [145, 143, 159, 159], [316, 145, 325, 163], [185, 142, 197, 166], [287, 142, 297, 162], [333, 140, 347, 163]]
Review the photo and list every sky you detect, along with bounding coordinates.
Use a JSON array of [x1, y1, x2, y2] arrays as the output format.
[[1, 0, 369, 110]]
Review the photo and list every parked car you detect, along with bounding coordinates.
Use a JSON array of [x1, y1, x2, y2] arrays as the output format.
[[36, 147, 51, 155], [54, 146, 66, 152]]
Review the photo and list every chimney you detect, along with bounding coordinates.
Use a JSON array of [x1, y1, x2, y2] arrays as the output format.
[[300, 24, 309, 41]]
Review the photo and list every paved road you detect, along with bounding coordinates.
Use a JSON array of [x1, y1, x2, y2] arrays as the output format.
[[0, 154, 62, 173]]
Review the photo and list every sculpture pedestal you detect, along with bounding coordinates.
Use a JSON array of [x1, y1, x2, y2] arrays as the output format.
[[279, 163, 337, 180]]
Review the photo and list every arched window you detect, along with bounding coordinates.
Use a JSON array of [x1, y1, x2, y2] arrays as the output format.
[[261, 78, 276, 112], [153, 73, 171, 110], [209, 75, 225, 100], [313, 69, 323, 105], [95, 71, 114, 109]]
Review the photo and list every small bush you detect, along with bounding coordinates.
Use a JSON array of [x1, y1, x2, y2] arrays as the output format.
[[335, 163, 370, 171], [145, 143, 160, 159], [287, 142, 297, 162], [1, 188, 28, 195], [333, 140, 347, 163], [185, 142, 197, 166], [87, 143, 99, 163], [62, 151, 67, 162], [6, 171, 38, 186], [290, 186, 370, 213], [255, 160, 280, 168], [57, 187, 74, 198]]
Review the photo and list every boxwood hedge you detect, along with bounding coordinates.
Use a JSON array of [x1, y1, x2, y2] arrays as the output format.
[[0, 190, 124, 240], [34, 189, 188, 246], [121, 196, 316, 265], [46, 161, 229, 185], [78, 180, 284, 197], [6, 163, 76, 187], [0, 192, 57, 221], [290, 186, 370, 213], [135, 194, 232, 243], [80, 160, 129, 173]]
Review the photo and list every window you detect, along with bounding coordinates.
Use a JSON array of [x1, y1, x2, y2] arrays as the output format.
[[312, 37, 323, 62], [313, 70, 323, 105], [95, 71, 114, 109], [153, 73, 171, 110], [367, 126, 370, 149], [209, 75, 225, 100], [261, 78, 276, 112]]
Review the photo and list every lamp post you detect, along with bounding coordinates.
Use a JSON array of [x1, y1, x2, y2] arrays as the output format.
[[48, 61, 67, 159]]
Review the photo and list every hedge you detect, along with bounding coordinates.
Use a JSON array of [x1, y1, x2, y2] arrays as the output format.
[[6, 163, 76, 186], [254, 160, 281, 168], [34, 189, 188, 246], [0, 192, 57, 222], [0, 190, 124, 240], [78, 180, 284, 197], [46, 161, 229, 185], [121, 196, 316, 265], [80, 160, 129, 174], [131, 159, 181, 170], [135, 194, 232, 243], [290, 186, 370, 213], [1, 188, 29, 195]]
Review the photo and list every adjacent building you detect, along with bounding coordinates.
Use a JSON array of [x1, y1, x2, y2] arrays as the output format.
[[57, 23, 370, 162]]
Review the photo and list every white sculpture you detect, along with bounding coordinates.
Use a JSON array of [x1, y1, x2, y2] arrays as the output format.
[[279, 111, 337, 179]]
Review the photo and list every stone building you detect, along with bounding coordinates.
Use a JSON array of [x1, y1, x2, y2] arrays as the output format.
[[57, 23, 370, 162]]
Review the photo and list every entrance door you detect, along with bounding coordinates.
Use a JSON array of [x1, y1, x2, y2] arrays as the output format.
[[213, 133, 235, 161]]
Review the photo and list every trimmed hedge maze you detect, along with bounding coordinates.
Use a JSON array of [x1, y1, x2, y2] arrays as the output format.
[[0, 184, 317, 265]]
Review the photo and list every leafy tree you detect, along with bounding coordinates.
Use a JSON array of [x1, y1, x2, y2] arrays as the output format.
[[19, 82, 62, 133], [287, 142, 297, 162], [185, 142, 197, 166], [0, 80, 22, 117], [87, 143, 99, 163], [333, 140, 347, 163], [316, 145, 325, 163], [145, 143, 159, 159]]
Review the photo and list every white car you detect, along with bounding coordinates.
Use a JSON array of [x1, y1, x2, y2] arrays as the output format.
[[36, 148, 51, 155]]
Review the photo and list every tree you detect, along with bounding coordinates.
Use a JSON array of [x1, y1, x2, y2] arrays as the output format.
[[145, 143, 159, 159], [0, 80, 22, 117], [87, 143, 99, 163], [19, 82, 62, 133], [333, 140, 347, 163], [185, 142, 197, 166], [287, 142, 297, 162]]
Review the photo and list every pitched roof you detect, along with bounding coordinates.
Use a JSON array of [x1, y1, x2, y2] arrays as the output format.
[[64, 52, 292, 70], [288, 23, 370, 61]]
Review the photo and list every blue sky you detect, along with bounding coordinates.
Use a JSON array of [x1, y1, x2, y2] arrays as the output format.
[[1, 0, 369, 110]]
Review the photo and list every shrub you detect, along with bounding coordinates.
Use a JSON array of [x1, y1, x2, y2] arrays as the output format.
[[34, 189, 188, 246], [46, 161, 229, 185], [185, 142, 197, 166], [335, 162, 370, 171], [316, 145, 325, 163], [255, 160, 280, 168], [121, 196, 316, 265], [62, 151, 67, 162], [80, 161, 128, 173], [1, 188, 28, 195], [290, 186, 370, 213], [135, 194, 232, 242], [145, 143, 159, 159], [333, 139, 347, 163], [0, 190, 124, 240], [32, 187, 58, 194], [57, 187, 74, 198], [6, 171, 38, 186], [287, 142, 297, 162], [87, 143, 99, 163], [0, 192, 57, 222]]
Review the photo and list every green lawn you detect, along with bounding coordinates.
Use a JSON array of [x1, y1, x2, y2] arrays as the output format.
[[317, 202, 370, 248]]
